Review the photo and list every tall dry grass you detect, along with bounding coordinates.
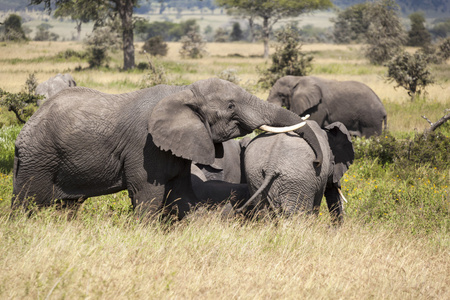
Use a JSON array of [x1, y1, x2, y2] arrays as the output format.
[[0, 210, 448, 299]]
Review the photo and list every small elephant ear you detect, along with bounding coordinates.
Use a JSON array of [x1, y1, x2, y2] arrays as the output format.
[[148, 88, 215, 165], [325, 122, 355, 183], [291, 78, 322, 115]]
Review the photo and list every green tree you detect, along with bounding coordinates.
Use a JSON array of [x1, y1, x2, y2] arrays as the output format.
[[407, 11, 432, 47], [2, 14, 27, 41], [53, 0, 105, 41], [386, 51, 434, 100], [259, 25, 313, 88], [34, 23, 59, 41], [31, 0, 137, 70], [230, 22, 243, 41], [216, 0, 332, 58], [179, 24, 207, 59], [364, 0, 406, 65], [332, 3, 370, 44]]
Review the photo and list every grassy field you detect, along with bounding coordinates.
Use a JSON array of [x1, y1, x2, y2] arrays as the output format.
[[0, 41, 449, 298]]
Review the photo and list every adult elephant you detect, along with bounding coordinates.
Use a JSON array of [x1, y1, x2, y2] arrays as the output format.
[[267, 76, 387, 137], [238, 121, 354, 224], [12, 78, 324, 220]]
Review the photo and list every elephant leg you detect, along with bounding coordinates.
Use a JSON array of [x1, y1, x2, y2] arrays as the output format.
[[129, 183, 166, 221], [324, 184, 344, 226]]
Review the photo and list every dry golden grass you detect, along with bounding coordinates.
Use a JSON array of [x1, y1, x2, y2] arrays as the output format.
[[0, 211, 448, 299], [0, 41, 448, 130]]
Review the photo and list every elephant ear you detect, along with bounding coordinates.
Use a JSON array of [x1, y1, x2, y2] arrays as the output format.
[[148, 88, 215, 165], [325, 122, 354, 183], [291, 78, 322, 115]]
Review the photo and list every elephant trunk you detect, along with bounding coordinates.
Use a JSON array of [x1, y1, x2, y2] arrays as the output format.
[[250, 96, 323, 167]]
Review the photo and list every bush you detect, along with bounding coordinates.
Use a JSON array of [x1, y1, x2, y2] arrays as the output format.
[[84, 26, 121, 68], [1, 14, 27, 41], [0, 125, 21, 173], [142, 36, 168, 57], [385, 51, 434, 100], [34, 23, 59, 41], [353, 131, 450, 169], [0, 74, 41, 125], [258, 25, 313, 89], [179, 25, 207, 59]]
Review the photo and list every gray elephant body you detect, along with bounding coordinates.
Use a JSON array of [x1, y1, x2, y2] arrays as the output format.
[[13, 78, 325, 219], [193, 139, 244, 184], [35, 73, 77, 106], [267, 76, 387, 137], [241, 121, 354, 222]]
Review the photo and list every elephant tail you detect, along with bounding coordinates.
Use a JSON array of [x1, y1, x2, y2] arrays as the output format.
[[236, 172, 278, 214]]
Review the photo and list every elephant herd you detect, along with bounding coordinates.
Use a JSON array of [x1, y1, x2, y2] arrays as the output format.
[[11, 74, 387, 224]]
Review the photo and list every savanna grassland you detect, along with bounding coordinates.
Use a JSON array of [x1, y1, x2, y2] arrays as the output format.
[[0, 40, 449, 299]]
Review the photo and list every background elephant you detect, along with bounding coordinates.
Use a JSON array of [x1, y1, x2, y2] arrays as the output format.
[[12, 78, 325, 220], [239, 121, 354, 224], [267, 76, 387, 137], [35, 73, 77, 106]]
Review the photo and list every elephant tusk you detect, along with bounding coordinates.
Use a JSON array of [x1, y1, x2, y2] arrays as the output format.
[[259, 121, 306, 133], [301, 114, 310, 120], [337, 188, 348, 203]]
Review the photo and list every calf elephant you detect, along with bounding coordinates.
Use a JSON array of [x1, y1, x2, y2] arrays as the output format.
[[12, 78, 325, 220], [35, 73, 77, 106], [239, 121, 354, 224], [267, 76, 387, 137], [193, 139, 244, 184]]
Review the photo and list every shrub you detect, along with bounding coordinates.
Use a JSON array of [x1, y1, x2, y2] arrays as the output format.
[[258, 25, 313, 89], [385, 51, 434, 100], [363, 0, 406, 65], [179, 25, 207, 59], [84, 26, 121, 68], [142, 36, 168, 57], [353, 131, 450, 169], [1, 14, 27, 41], [0, 74, 42, 124]]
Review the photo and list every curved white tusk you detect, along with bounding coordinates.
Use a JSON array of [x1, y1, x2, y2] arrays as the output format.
[[337, 188, 348, 203], [301, 114, 310, 120], [259, 121, 306, 133]]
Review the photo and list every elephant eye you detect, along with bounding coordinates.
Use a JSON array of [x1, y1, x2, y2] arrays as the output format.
[[227, 102, 235, 110]]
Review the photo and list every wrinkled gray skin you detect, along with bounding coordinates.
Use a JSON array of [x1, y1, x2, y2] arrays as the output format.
[[12, 78, 324, 220], [193, 139, 245, 184], [267, 76, 387, 137], [239, 121, 354, 224], [35, 73, 77, 106]]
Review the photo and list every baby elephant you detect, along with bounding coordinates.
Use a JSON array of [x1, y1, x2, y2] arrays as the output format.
[[239, 121, 354, 224]]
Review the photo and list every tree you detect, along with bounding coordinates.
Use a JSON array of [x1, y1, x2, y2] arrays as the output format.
[[332, 3, 370, 44], [230, 22, 243, 41], [259, 25, 313, 88], [142, 35, 168, 56], [2, 14, 27, 41], [53, 0, 105, 41], [386, 51, 434, 101], [179, 24, 207, 59], [34, 23, 60, 41], [30, 0, 137, 70], [364, 0, 406, 65], [407, 12, 432, 47], [216, 0, 333, 58]]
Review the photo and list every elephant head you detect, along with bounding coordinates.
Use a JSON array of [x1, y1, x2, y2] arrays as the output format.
[[149, 78, 324, 167], [267, 76, 323, 116]]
